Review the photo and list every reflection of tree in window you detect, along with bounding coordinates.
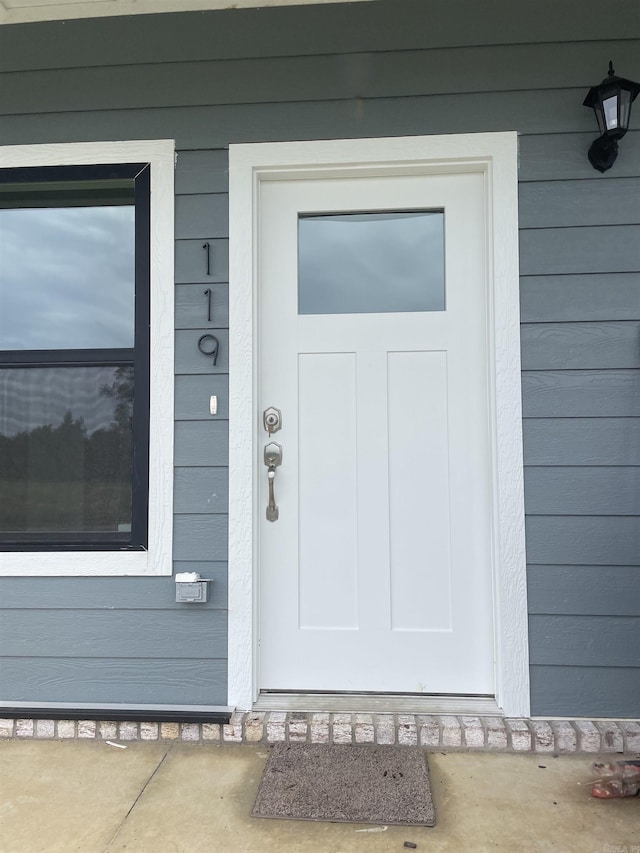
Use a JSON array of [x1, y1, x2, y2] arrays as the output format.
[[101, 365, 133, 429], [0, 367, 134, 536]]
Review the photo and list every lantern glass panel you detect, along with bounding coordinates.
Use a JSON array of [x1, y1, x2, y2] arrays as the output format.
[[603, 95, 619, 131], [593, 101, 606, 135], [620, 89, 632, 128]]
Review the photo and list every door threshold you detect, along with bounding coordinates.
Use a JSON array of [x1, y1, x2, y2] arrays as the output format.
[[254, 692, 501, 716]]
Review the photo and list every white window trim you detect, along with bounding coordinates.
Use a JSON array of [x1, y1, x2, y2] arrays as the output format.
[[0, 139, 175, 577], [228, 132, 530, 717]]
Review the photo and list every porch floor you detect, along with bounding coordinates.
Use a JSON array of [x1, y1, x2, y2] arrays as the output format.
[[1, 739, 638, 852]]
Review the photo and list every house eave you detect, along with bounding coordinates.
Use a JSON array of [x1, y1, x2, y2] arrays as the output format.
[[0, 0, 374, 26]]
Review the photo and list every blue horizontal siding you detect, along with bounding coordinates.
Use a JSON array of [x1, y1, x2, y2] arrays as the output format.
[[0, 0, 638, 716]]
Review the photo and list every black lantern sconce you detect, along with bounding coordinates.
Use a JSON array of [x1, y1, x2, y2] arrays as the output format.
[[583, 61, 640, 172]]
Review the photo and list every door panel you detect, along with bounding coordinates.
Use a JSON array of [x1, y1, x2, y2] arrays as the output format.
[[388, 350, 452, 632], [298, 351, 358, 630], [258, 170, 494, 695]]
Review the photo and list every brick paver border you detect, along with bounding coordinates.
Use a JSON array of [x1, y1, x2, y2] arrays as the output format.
[[1, 714, 639, 754]]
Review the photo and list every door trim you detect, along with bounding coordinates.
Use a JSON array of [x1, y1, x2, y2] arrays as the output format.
[[228, 133, 529, 716]]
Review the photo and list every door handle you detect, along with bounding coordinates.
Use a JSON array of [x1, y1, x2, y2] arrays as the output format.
[[264, 442, 282, 522]]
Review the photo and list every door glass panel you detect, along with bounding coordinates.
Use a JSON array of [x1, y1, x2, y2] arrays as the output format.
[[298, 211, 445, 315], [0, 202, 135, 350], [0, 365, 133, 542]]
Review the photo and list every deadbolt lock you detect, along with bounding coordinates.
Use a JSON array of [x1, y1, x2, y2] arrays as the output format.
[[263, 406, 282, 435]]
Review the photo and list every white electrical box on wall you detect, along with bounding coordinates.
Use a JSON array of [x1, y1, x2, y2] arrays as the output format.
[[175, 572, 212, 603]]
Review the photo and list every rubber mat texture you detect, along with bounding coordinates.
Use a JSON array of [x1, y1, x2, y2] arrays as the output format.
[[252, 743, 435, 826]]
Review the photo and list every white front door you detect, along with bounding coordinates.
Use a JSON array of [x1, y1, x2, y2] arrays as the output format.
[[257, 168, 495, 696]]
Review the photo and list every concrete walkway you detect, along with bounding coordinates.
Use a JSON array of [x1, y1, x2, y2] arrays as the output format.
[[0, 740, 637, 852]]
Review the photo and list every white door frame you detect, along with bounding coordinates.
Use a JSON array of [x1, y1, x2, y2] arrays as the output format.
[[228, 132, 530, 717]]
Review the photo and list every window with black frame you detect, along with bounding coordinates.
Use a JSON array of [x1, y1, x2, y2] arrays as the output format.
[[0, 164, 150, 550]]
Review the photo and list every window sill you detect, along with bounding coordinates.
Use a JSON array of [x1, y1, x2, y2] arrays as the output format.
[[0, 548, 171, 576]]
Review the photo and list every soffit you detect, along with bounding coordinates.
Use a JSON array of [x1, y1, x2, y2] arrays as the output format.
[[0, 0, 374, 26]]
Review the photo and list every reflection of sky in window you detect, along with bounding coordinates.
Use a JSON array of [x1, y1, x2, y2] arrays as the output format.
[[0, 206, 135, 350], [298, 211, 445, 315]]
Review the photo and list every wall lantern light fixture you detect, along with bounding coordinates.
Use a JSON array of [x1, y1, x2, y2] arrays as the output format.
[[583, 61, 640, 172]]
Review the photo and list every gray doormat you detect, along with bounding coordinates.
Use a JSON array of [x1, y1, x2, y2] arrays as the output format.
[[252, 743, 435, 826]]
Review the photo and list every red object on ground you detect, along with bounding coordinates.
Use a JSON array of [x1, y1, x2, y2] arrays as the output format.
[[591, 761, 640, 798]]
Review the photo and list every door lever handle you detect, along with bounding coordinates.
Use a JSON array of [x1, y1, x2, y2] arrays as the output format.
[[264, 442, 282, 522]]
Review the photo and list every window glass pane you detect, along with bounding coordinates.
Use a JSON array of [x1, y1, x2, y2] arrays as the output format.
[[0, 202, 135, 350], [0, 365, 134, 543], [298, 211, 445, 315]]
